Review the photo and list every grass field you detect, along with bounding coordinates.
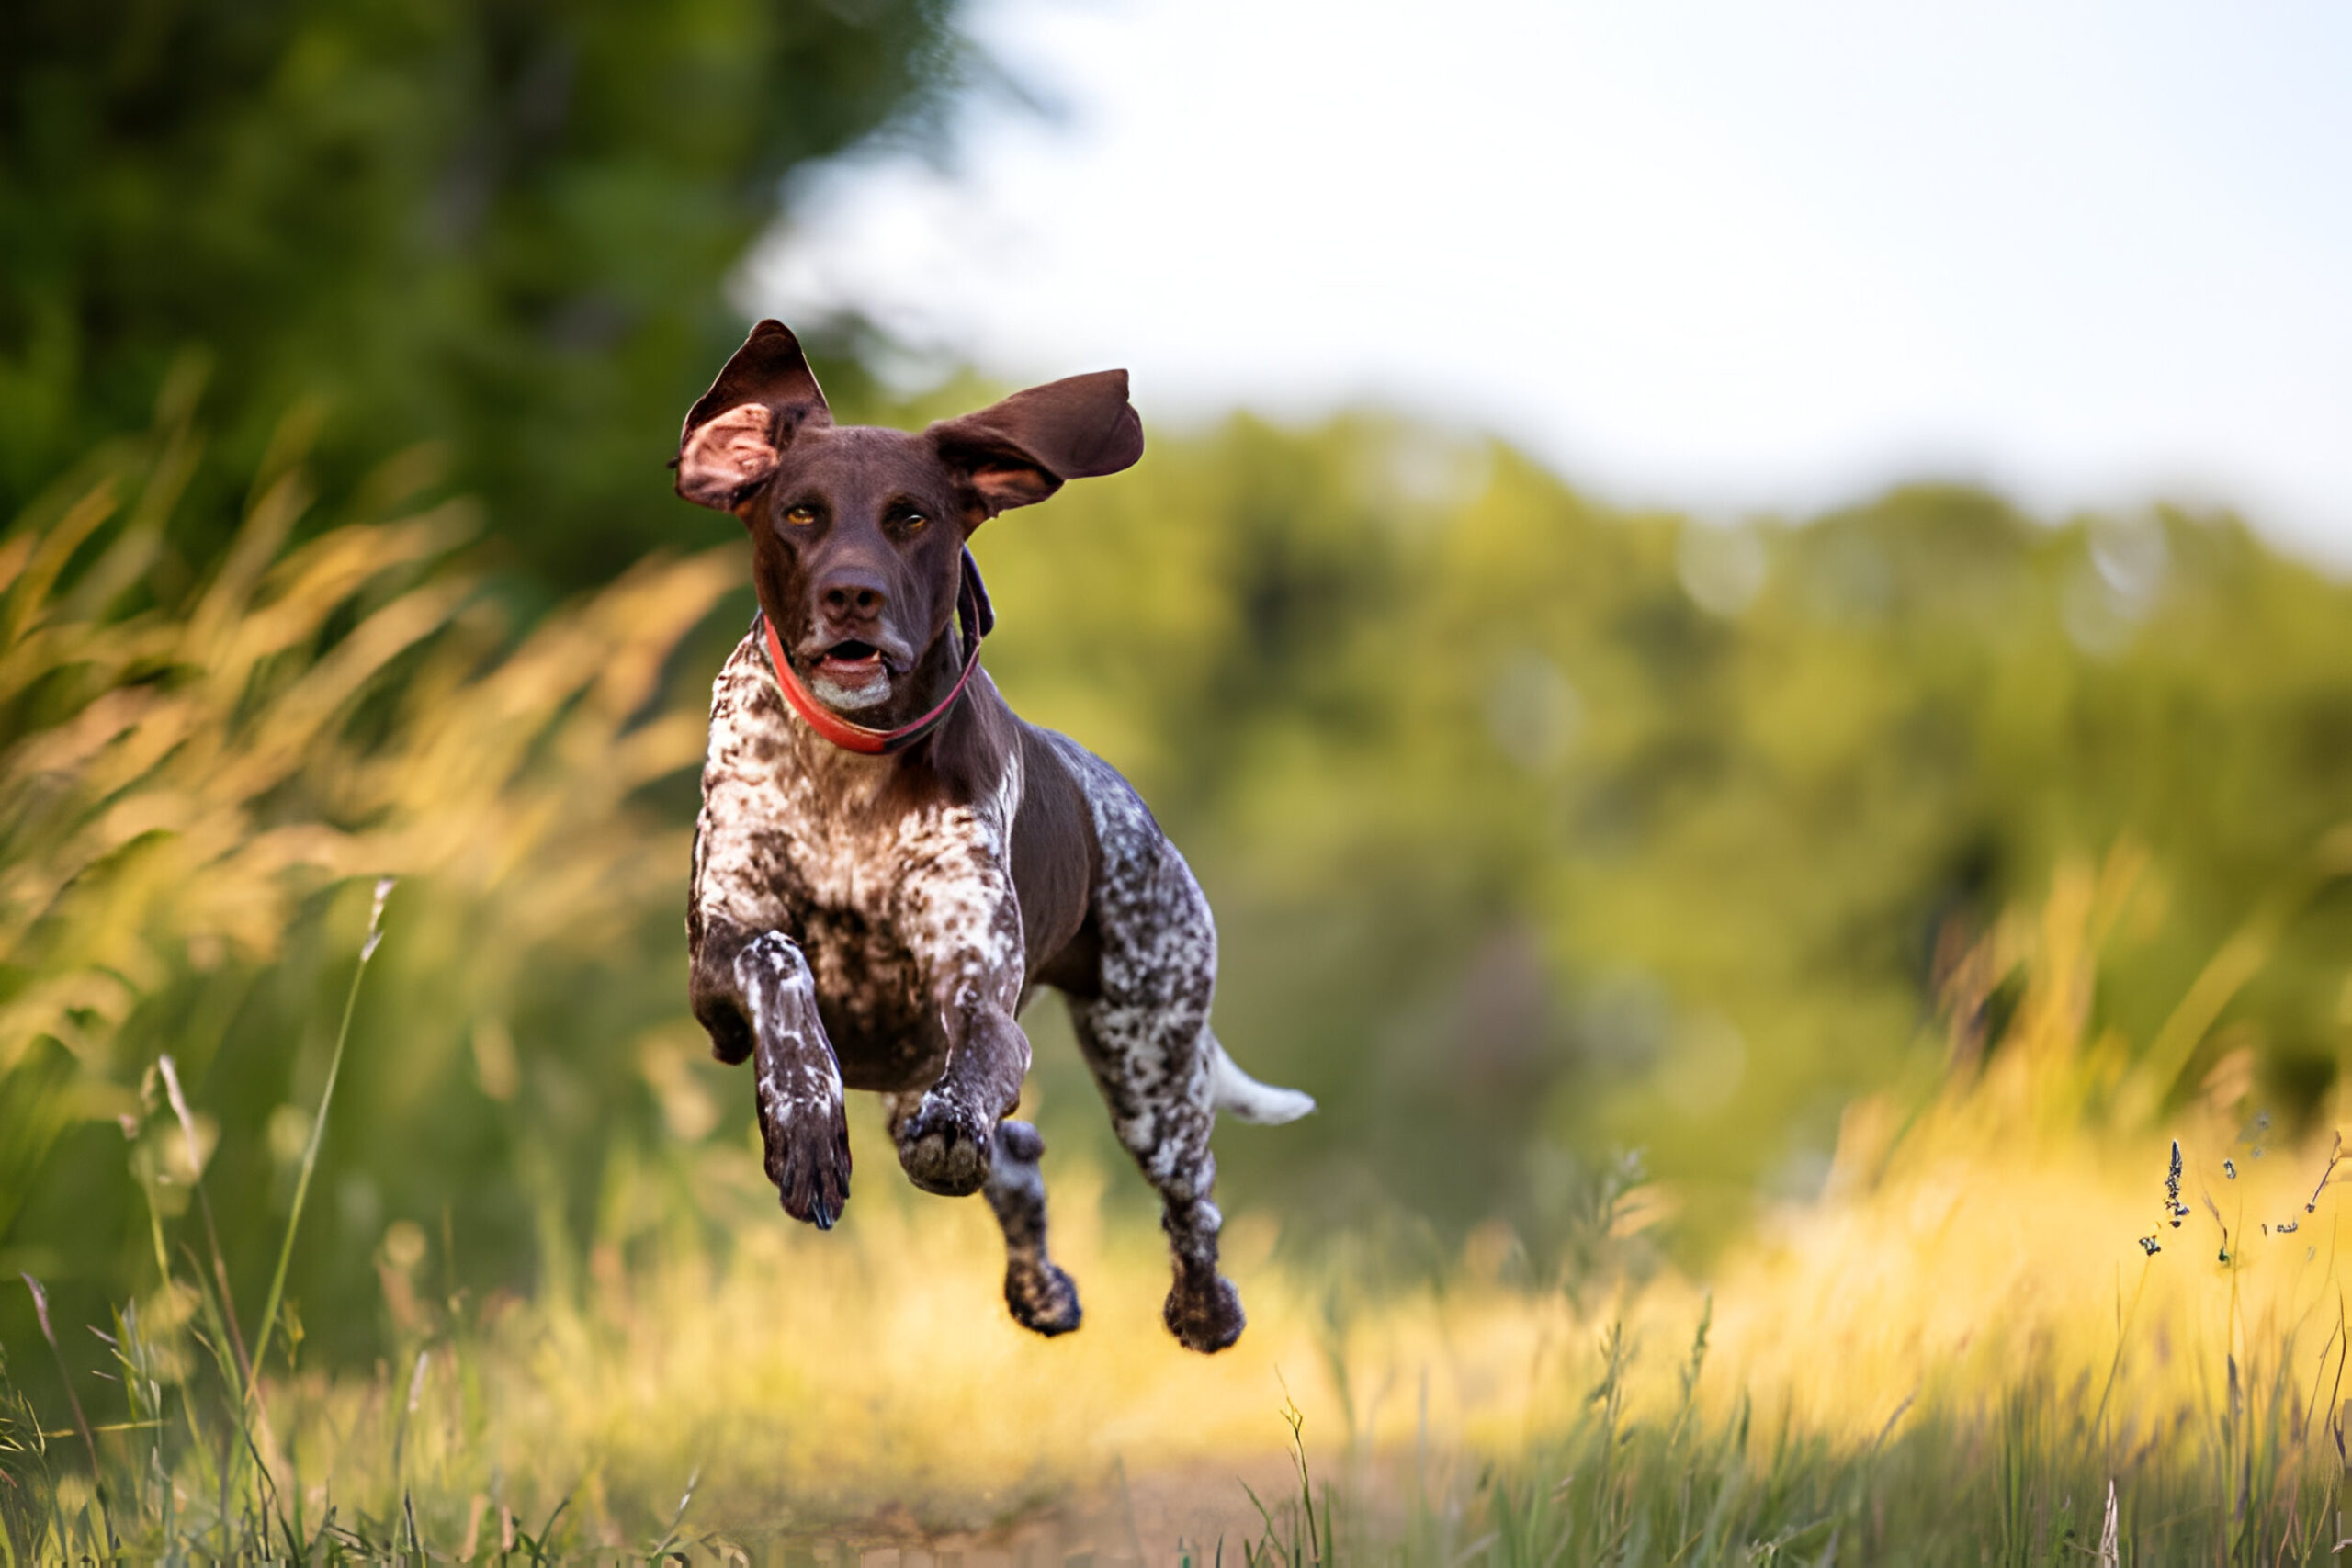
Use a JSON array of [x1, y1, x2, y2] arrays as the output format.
[[12, 412, 2352, 1564], [11, 868, 2352, 1563]]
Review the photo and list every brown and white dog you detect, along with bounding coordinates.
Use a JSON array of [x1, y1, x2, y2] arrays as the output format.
[[675, 321, 1314, 1352]]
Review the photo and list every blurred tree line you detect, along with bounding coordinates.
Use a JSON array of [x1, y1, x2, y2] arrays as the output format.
[[7, 0, 2352, 1403], [975, 424, 2352, 1261], [1, 0, 967, 592], [0, 0, 977, 1400]]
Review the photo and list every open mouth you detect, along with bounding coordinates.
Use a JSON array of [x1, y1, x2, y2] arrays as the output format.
[[814, 639, 887, 680], [801, 637, 896, 711]]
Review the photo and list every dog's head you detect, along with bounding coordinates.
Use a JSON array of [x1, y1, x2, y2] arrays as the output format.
[[675, 320, 1144, 721]]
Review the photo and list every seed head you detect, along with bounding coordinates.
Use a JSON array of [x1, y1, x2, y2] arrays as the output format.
[[156, 1055, 206, 1181], [363, 876, 397, 960]]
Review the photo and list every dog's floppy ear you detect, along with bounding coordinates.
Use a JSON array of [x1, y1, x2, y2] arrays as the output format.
[[675, 320, 831, 510], [927, 370, 1144, 521]]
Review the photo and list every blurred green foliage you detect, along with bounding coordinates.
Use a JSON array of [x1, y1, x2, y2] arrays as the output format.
[[5, 0, 2352, 1430], [0, 395, 738, 1413], [10, 385, 2352, 1408], [0, 0, 968, 591], [973, 415, 2352, 1256]]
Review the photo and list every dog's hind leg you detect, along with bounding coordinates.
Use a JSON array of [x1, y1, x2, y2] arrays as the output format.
[[983, 1120, 1083, 1336], [1068, 990, 1239, 1352], [1041, 730, 1264, 1351], [1064, 850, 1248, 1353], [881, 1095, 1081, 1337]]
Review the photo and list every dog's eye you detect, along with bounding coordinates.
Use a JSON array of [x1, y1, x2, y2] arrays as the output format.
[[899, 512, 927, 532], [783, 505, 818, 527]]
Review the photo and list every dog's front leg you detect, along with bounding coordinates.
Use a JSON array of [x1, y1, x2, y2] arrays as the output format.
[[897, 997, 1028, 1196], [892, 868, 1029, 1198], [693, 926, 852, 1228], [689, 667, 852, 1227]]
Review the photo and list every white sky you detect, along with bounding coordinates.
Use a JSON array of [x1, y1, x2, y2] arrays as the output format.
[[747, 0, 2352, 562]]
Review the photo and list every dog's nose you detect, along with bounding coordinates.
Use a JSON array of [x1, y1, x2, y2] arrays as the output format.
[[816, 568, 888, 626]]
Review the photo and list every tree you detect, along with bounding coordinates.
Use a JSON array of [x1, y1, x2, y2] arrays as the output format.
[[0, 0, 971, 586]]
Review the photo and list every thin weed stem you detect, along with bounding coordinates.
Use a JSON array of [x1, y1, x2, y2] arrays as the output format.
[[248, 877, 393, 1392], [2096, 1259, 2155, 1444]]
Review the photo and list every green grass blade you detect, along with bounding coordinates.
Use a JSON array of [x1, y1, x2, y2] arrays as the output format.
[[248, 878, 393, 1390]]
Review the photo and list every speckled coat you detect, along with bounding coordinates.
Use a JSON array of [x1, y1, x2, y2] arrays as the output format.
[[677, 320, 1313, 1352]]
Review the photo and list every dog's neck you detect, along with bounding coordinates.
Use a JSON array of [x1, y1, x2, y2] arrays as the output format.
[[761, 589, 979, 757]]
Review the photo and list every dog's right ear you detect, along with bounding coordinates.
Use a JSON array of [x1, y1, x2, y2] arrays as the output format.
[[675, 321, 831, 510]]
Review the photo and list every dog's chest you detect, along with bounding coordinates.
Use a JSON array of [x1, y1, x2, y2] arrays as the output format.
[[698, 638, 1025, 1071], [780, 790, 1004, 1050]]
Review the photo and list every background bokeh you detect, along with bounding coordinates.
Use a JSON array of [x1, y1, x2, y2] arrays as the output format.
[[6, 0, 2352, 1455]]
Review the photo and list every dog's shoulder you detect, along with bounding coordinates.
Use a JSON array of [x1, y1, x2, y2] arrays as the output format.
[[703, 628, 793, 779]]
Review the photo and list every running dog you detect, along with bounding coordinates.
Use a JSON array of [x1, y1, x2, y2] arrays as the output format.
[[676, 321, 1314, 1351]]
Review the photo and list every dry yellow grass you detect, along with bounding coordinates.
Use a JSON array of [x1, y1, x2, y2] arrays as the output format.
[[1, 404, 732, 1126], [14, 409, 2352, 1559], [266, 886, 2352, 1548]]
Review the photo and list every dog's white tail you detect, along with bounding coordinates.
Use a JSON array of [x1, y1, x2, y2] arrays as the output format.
[[1208, 1032, 1316, 1125]]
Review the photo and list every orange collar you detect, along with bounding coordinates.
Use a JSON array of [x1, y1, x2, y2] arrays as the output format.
[[758, 573, 985, 756]]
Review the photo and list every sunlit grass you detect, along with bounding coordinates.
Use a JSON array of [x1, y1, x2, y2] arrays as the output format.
[[15, 859, 2352, 1560], [9, 400, 2352, 1561]]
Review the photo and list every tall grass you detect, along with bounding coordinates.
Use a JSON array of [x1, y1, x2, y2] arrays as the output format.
[[0, 368, 740, 1370], [1, 374, 730, 1085], [9, 848, 2352, 1560], [3, 878, 391, 1562], [8, 390, 2352, 1559]]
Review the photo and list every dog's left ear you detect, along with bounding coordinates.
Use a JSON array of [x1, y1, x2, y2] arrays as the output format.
[[928, 370, 1144, 522]]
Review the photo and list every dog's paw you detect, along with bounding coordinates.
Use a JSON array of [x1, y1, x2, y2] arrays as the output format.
[[760, 1093, 852, 1230], [896, 1091, 995, 1196], [1164, 1266, 1246, 1354], [1005, 1258, 1082, 1337]]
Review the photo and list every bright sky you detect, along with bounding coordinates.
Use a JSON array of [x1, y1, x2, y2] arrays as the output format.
[[747, 0, 2352, 563]]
